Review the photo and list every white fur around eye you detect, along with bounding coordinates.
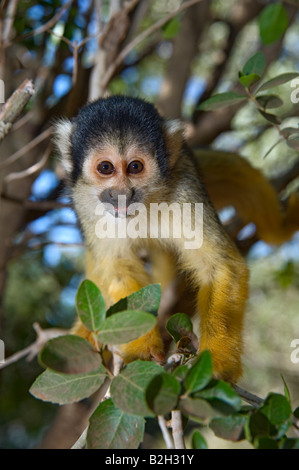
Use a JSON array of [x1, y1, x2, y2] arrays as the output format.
[[54, 119, 73, 174]]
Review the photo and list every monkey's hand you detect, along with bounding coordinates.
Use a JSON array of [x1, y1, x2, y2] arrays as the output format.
[[72, 320, 165, 364], [117, 324, 165, 364]]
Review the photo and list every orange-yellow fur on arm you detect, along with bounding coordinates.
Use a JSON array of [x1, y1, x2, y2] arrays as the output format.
[[197, 247, 248, 381], [71, 248, 165, 363], [180, 221, 249, 383]]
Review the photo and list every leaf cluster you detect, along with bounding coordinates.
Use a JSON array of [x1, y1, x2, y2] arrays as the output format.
[[29, 281, 299, 449], [198, 3, 299, 155]]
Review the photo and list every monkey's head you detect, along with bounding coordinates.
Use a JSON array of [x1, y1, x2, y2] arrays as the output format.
[[55, 96, 183, 225]]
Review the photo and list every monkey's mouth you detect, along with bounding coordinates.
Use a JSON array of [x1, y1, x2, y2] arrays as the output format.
[[102, 205, 130, 218], [113, 206, 129, 218], [99, 200, 145, 219]]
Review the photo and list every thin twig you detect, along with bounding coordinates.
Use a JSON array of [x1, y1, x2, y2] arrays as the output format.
[[72, 428, 88, 449], [158, 416, 174, 449], [232, 382, 299, 434], [2, 0, 18, 43], [171, 410, 186, 449], [8, 0, 73, 45], [0, 323, 66, 369], [1, 145, 51, 214], [245, 88, 287, 142], [49, 30, 101, 86], [3, 146, 51, 194], [0, 195, 70, 210], [231, 383, 264, 407], [0, 127, 52, 169], [100, 0, 204, 90]]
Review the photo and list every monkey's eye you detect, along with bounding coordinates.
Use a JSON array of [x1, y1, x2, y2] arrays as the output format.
[[127, 160, 144, 174], [97, 161, 115, 175]]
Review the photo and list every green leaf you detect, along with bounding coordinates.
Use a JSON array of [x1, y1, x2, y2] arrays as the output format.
[[253, 436, 279, 449], [30, 365, 107, 405], [39, 335, 102, 374], [244, 395, 292, 442], [242, 51, 265, 77], [210, 414, 247, 442], [258, 110, 281, 125], [183, 350, 213, 394], [146, 372, 181, 415], [106, 284, 161, 317], [256, 94, 283, 110], [195, 380, 242, 415], [180, 396, 214, 422], [166, 313, 193, 343], [76, 280, 106, 332], [274, 260, 296, 287], [263, 137, 284, 159], [97, 310, 156, 345], [260, 393, 292, 427], [239, 73, 261, 88], [281, 375, 291, 405], [191, 429, 208, 449], [162, 17, 181, 39], [245, 410, 276, 441], [87, 398, 145, 449], [197, 92, 247, 111], [172, 364, 189, 382], [258, 3, 288, 45], [286, 134, 299, 151], [257, 73, 299, 92], [281, 127, 299, 138], [110, 360, 163, 417]]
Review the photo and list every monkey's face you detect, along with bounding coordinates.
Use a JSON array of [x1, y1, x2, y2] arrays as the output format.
[[55, 96, 183, 237], [76, 141, 161, 219]]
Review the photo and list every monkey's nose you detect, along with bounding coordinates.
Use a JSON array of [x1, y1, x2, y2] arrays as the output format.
[[109, 188, 134, 206]]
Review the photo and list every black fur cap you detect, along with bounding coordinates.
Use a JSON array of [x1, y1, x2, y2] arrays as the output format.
[[69, 95, 170, 183]]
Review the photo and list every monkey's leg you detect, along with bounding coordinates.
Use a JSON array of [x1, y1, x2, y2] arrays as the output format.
[[198, 259, 248, 382], [182, 242, 249, 383], [73, 250, 165, 363]]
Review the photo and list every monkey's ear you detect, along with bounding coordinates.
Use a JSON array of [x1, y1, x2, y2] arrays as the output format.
[[164, 120, 184, 167], [54, 119, 73, 174]]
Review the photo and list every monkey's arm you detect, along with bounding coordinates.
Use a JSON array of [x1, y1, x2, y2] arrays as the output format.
[[195, 241, 248, 381], [72, 248, 165, 363], [195, 149, 299, 245], [180, 228, 248, 382], [170, 165, 249, 382]]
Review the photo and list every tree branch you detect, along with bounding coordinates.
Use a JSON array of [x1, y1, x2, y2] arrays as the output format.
[[158, 416, 174, 449], [158, 0, 211, 118], [0, 79, 35, 141], [2, 146, 51, 195], [2, 0, 18, 43], [100, 0, 205, 93], [0, 322, 66, 369], [171, 410, 186, 449], [0, 127, 52, 169], [10, 0, 73, 45]]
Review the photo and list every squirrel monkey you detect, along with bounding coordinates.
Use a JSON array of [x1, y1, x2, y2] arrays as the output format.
[[55, 95, 299, 382]]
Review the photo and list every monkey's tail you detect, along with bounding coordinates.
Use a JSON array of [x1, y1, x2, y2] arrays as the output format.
[[194, 149, 299, 245]]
